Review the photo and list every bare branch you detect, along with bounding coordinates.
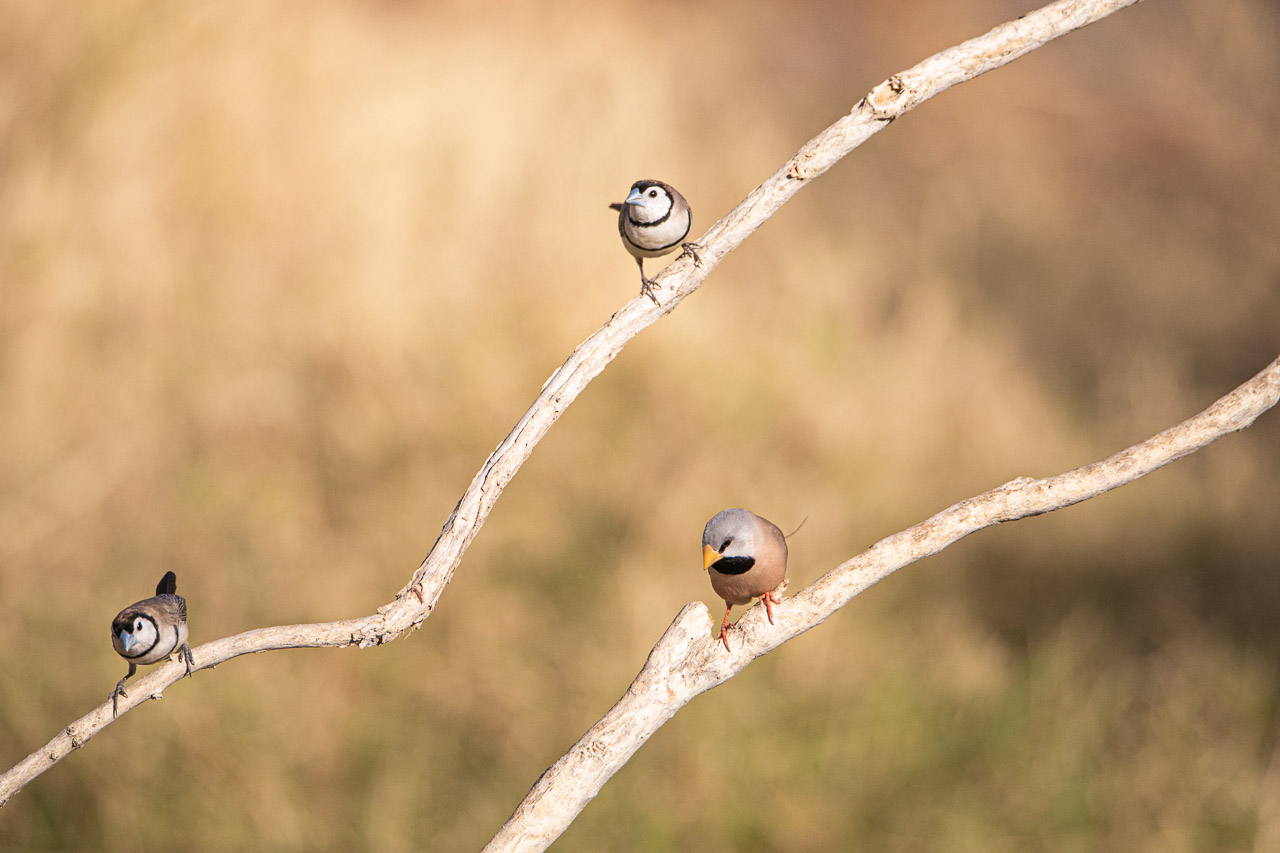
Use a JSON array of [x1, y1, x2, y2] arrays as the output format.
[[484, 356, 1280, 853], [0, 0, 1144, 808]]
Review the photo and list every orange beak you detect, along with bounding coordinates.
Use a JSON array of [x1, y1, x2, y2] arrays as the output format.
[[702, 544, 721, 571]]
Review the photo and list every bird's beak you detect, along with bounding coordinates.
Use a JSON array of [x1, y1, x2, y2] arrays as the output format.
[[119, 630, 136, 653], [624, 188, 644, 206], [703, 544, 721, 571]]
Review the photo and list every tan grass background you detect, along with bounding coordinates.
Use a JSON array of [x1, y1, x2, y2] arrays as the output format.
[[2, 1, 1279, 850]]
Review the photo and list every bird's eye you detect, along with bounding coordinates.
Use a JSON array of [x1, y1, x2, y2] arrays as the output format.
[[648, 189, 659, 198], [134, 618, 144, 631], [720, 538, 732, 552]]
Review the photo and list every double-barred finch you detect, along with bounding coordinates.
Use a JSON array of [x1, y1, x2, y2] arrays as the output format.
[[110, 570, 194, 717], [701, 508, 788, 652], [610, 179, 697, 303]]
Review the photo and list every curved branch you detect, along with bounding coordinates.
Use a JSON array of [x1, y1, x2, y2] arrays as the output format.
[[0, 0, 1143, 808], [484, 356, 1280, 853]]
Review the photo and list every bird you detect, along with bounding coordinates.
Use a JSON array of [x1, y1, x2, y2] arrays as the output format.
[[701, 508, 788, 651], [610, 179, 697, 303], [109, 570, 194, 717]]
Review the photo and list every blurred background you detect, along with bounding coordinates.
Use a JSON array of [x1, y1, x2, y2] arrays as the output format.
[[2, 0, 1278, 849]]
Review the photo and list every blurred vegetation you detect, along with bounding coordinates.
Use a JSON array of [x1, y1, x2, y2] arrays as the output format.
[[1, 0, 1278, 850]]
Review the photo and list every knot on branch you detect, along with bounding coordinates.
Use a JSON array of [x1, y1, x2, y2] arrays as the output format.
[[867, 74, 908, 121], [787, 150, 821, 181]]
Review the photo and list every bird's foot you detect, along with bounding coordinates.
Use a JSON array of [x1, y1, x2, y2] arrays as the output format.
[[180, 644, 195, 678], [681, 241, 703, 267], [718, 607, 734, 652], [111, 681, 129, 718], [639, 276, 660, 304], [760, 590, 782, 625]]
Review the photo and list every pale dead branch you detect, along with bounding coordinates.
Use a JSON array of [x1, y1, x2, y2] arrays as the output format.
[[2, 0, 1156, 812], [483, 355, 1280, 852]]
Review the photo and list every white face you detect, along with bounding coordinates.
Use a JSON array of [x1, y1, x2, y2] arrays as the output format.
[[626, 184, 673, 224], [114, 615, 159, 659]]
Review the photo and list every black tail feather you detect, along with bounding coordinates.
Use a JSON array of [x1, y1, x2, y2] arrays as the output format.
[[156, 570, 178, 596]]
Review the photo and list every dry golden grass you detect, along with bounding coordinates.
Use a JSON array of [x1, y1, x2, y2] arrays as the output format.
[[2, 1, 1278, 850]]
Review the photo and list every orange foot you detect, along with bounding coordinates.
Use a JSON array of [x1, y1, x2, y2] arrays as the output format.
[[718, 606, 733, 652], [759, 589, 782, 624]]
